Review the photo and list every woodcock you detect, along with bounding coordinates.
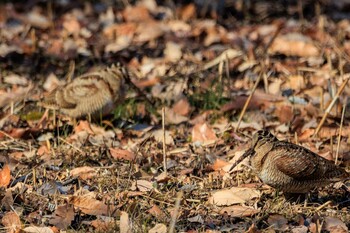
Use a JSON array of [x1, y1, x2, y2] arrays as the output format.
[[230, 130, 349, 193], [40, 64, 126, 118]]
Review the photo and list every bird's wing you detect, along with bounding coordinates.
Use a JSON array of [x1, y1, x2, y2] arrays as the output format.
[[272, 142, 332, 180]]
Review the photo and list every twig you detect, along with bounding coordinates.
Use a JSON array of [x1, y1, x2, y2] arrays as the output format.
[[235, 71, 263, 132], [335, 97, 347, 165], [314, 77, 349, 136], [169, 191, 183, 233], [162, 107, 167, 174]]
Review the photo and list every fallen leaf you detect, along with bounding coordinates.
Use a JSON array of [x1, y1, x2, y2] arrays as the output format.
[[218, 205, 260, 217], [27, 10, 51, 29], [1, 211, 21, 233], [163, 107, 189, 124], [49, 204, 75, 229], [120, 211, 132, 233], [90, 219, 115, 231], [164, 41, 182, 62], [267, 214, 288, 231], [148, 205, 167, 221], [192, 122, 218, 143], [74, 121, 94, 134], [70, 166, 97, 180], [136, 180, 153, 192], [23, 226, 54, 233], [0, 84, 33, 108], [151, 129, 175, 145], [109, 148, 136, 161], [0, 164, 11, 187], [179, 3, 196, 21], [211, 159, 230, 171], [122, 5, 151, 22], [148, 223, 167, 233], [172, 98, 191, 116], [323, 216, 348, 233], [1, 190, 14, 211], [269, 33, 319, 57], [208, 187, 260, 206], [70, 195, 110, 216]]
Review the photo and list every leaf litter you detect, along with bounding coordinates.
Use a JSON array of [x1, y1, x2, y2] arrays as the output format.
[[0, 0, 350, 232]]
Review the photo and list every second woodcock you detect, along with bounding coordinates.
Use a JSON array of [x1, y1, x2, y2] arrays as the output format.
[[230, 130, 349, 193], [40, 64, 126, 118]]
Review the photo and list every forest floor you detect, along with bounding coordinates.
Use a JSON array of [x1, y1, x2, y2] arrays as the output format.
[[0, 0, 349, 232]]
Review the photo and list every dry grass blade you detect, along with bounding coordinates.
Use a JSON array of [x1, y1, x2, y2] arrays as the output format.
[[335, 97, 347, 164], [314, 76, 350, 136], [168, 191, 183, 233], [235, 71, 263, 132], [162, 107, 167, 174]]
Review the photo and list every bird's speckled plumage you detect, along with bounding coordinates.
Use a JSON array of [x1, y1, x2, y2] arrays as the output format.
[[230, 130, 349, 193], [40, 65, 126, 118]]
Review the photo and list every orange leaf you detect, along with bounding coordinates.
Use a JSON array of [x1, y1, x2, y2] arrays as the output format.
[[70, 195, 110, 216], [0, 164, 11, 187], [109, 148, 135, 161], [211, 159, 230, 171], [192, 122, 218, 143], [49, 204, 75, 229], [74, 121, 94, 134], [1, 211, 21, 233], [70, 166, 97, 180]]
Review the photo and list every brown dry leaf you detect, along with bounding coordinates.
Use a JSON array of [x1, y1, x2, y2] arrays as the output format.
[[151, 129, 175, 145], [90, 219, 115, 231], [49, 204, 75, 229], [63, 15, 81, 37], [23, 226, 54, 233], [318, 126, 350, 139], [149, 223, 167, 233], [135, 21, 165, 42], [285, 75, 306, 92], [164, 41, 182, 62], [245, 223, 261, 233], [37, 145, 50, 157], [163, 107, 189, 124], [70, 195, 109, 216], [109, 148, 136, 161], [274, 105, 293, 123], [208, 187, 260, 206], [1, 211, 21, 233], [192, 122, 218, 143], [4, 74, 28, 85], [104, 22, 136, 53], [120, 211, 132, 233], [0, 164, 11, 188], [269, 33, 319, 57], [0, 84, 33, 108], [148, 205, 167, 221], [136, 180, 153, 192], [211, 159, 230, 171], [179, 3, 196, 21], [122, 5, 151, 22], [27, 10, 51, 29], [74, 121, 94, 134], [267, 214, 289, 231], [70, 166, 97, 180], [323, 217, 348, 233], [218, 205, 260, 217], [172, 98, 191, 116], [1, 190, 14, 211]]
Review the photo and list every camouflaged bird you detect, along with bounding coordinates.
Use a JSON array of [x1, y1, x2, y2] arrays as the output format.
[[230, 130, 349, 193], [40, 64, 126, 118]]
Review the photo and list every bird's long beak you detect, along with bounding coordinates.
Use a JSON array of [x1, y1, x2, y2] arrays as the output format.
[[228, 148, 253, 174]]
